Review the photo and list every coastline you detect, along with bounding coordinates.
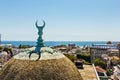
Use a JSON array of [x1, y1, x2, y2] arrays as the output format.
[[0, 41, 119, 47]]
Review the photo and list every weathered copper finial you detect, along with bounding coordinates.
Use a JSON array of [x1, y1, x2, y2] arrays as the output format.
[[29, 20, 45, 61]]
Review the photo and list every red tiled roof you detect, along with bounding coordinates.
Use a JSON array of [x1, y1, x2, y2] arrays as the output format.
[[96, 66, 106, 73]]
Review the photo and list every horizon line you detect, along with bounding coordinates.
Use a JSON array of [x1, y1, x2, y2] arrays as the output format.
[[1, 40, 120, 42]]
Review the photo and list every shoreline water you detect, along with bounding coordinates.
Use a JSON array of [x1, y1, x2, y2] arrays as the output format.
[[0, 41, 119, 47]]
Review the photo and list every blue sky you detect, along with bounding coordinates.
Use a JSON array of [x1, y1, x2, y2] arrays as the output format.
[[0, 0, 120, 41]]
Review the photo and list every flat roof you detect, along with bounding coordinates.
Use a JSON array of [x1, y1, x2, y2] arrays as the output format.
[[91, 44, 117, 49], [79, 65, 98, 80]]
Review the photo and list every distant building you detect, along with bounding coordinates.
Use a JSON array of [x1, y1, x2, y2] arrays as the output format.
[[53, 43, 81, 55], [90, 44, 117, 63], [78, 64, 98, 80], [68, 43, 75, 47], [53, 45, 67, 53], [96, 66, 108, 79], [108, 49, 119, 57], [68, 43, 76, 49], [0, 44, 12, 48]]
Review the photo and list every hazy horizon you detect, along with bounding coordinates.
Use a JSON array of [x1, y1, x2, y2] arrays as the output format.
[[1, 40, 120, 42], [0, 0, 120, 41]]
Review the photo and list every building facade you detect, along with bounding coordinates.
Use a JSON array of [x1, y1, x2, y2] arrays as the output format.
[[90, 44, 117, 63]]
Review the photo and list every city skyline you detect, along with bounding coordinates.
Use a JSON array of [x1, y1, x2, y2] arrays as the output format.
[[0, 0, 120, 41]]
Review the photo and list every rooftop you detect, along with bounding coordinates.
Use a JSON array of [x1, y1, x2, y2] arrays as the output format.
[[14, 47, 65, 60], [0, 47, 83, 80], [96, 66, 106, 73], [78, 65, 98, 80], [91, 44, 117, 49]]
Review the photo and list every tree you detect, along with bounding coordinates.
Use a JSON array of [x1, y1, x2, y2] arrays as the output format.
[[117, 59, 120, 65], [18, 44, 31, 49], [3, 47, 11, 52], [3, 47, 13, 57], [60, 44, 66, 47], [117, 43, 120, 58], [77, 53, 91, 63], [94, 58, 106, 69], [0, 46, 3, 51], [106, 41, 112, 44], [106, 69, 111, 76], [64, 54, 77, 62]]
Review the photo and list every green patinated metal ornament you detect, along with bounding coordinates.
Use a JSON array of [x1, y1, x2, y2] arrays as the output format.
[[29, 20, 45, 60]]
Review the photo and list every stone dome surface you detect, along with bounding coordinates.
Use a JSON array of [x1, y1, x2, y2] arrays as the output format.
[[0, 47, 83, 80]]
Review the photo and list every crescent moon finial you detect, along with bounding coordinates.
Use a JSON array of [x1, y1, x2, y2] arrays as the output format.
[[35, 20, 45, 28]]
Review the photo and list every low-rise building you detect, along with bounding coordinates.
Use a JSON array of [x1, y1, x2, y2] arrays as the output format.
[[108, 49, 119, 57], [96, 66, 108, 79], [78, 64, 98, 80], [0, 44, 12, 48]]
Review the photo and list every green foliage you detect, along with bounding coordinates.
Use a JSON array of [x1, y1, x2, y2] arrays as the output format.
[[94, 58, 106, 69], [19, 44, 31, 49], [60, 44, 66, 47], [117, 59, 120, 65], [110, 60, 114, 66], [3, 47, 13, 57], [64, 54, 77, 62], [111, 59, 118, 66], [77, 53, 91, 63], [83, 60, 91, 65], [0, 58, 2, 63], [106, 69, 111, 76], [0, 46, 3, 51], [3, 47, 11, 52]]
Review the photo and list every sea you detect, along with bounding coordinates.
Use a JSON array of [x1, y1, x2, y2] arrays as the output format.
[[0, 41, 119, 47]]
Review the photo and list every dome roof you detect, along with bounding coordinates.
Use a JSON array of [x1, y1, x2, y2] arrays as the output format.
[[0, 47, 83, 80]]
